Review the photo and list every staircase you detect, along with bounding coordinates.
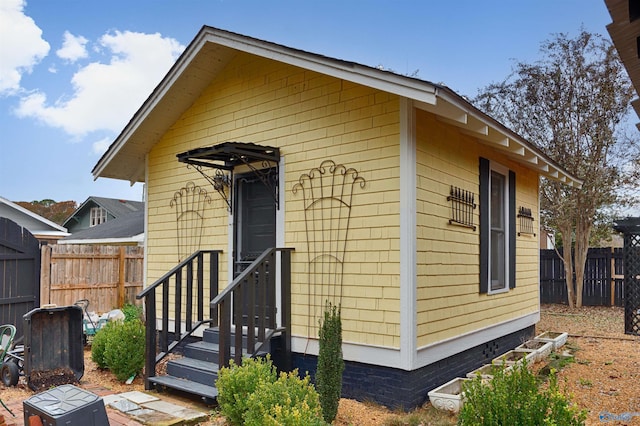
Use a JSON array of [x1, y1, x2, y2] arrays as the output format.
[[148, 327, 276, 401], [136, 248, 293, 402]]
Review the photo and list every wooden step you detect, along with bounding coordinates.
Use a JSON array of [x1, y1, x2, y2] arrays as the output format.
[[149, 375, 218, 400]]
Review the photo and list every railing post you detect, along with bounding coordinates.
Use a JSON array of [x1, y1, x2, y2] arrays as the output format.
[[210, 251, 219, 325], [174, 268, 182, 341], [197, 252, 204, 322], [186, 260, 193, 330], [280, 249, 292, 372], [144, 291, 157, 389], [219, 299, 231, 368]]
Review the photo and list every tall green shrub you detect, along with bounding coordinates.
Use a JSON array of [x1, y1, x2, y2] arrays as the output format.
[[216, 356, 278, 426], [458, 360, 586, 425], [315, 302, 344, 423], [90, 321, 115, 369], [103, 319, 146, 382]]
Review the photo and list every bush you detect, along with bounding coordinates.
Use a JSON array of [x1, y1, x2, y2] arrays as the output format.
[[102, 319, 146, 382], [90, 321, 115, 369], [216, 356, 278, 426], [458, 360, 587, 425], [121, 303, 143, 322], [316, 302, 344, 423], [244, 370, 326, 426]]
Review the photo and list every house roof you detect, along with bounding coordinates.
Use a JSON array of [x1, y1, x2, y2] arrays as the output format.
[[59, 210, 144, 245], [0, 196, 69, 239], [605, 0, 640, 129], [93, 26, 582, 188], [62, 196, 144, 228]]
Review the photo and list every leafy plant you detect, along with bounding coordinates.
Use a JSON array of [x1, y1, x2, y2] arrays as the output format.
[[216, 356, 277, 426], [102, 319, 145, 382], [90, 321, 115, 369], [458, 360, 586, 425], [244, 370, 326, 426], [316, 302, 344, 423], [121, 303, 143, 322]]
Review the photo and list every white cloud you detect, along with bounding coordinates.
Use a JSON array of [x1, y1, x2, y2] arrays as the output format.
[[92, 137, 112, 155], [15, 30, 184, 136], [0, 0, 50, 95], [56, 31, 88, 62]]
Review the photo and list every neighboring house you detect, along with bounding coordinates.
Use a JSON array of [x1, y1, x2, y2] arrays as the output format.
[[92, 26, 581, 408], [0, 196, 69, 244], [62, 196, 144, 234], [59, 210, 144, 245]]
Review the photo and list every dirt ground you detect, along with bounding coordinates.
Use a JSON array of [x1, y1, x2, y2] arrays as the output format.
[[1, 304, 638, 425]]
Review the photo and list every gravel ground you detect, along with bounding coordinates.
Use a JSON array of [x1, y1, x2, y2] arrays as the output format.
[[1, 304, 638, 425]]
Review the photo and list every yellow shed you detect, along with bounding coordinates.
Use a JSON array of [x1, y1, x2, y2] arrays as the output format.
[[93, 26, 581, 409]]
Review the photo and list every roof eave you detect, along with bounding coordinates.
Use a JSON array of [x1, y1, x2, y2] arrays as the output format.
[[416, 87, 583, 188]]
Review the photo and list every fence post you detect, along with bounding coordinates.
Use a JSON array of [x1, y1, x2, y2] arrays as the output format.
[[118, 246, 126, 308], [40, 245, 52, 305], [610, 247, 616, 307]]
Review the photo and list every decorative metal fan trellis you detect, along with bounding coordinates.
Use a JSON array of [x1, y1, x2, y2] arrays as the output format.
[[292, 160, 366, 335], [170, 182, 211, 262]]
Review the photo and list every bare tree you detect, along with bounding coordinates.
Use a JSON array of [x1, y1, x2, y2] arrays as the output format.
[[474, 30, 639, 308]]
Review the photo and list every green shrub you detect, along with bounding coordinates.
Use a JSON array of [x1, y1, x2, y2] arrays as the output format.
[[121, 303, 143, 322], [90, 321, 115, 369], [216, 356, 278, 426], [458, 360, 586, 425], [103, 319, 146, 382], [244, 370, 326, 426], [316, 302, 344, 423]]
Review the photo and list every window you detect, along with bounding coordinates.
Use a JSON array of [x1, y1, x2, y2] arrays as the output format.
[[90, 207, 107, 227], [479, 158, 515, 294]]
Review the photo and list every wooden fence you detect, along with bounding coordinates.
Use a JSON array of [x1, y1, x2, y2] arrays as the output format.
[[540, 247, 625, 306], [40, 244, 144, 313]]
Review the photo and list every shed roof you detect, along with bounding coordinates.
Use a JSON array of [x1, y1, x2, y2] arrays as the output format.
[[93, 26, 582, 188], [60, 210, 144, 244], [62, 196, 144, 228]]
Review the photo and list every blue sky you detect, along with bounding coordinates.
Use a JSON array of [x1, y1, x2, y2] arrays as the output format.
[[0, 0, 615, 205]]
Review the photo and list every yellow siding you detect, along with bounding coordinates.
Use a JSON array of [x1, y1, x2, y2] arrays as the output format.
[[146, 53, 402, 348], [415, 110, 540, 347]]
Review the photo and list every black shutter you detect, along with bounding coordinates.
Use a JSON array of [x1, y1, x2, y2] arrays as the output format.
[[479, 157, 489, 294], [509, 170, 516, 289]]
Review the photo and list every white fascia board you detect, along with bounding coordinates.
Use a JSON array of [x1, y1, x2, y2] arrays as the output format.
[[203, 31, 438, 106], [93, 32, 212, 180], [58, 234, 144, 245], [424, 89, 582, 188]]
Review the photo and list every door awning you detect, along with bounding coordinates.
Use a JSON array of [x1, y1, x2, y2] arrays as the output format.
[[177, 142, 279, 170], [176, 142, 280, 213]]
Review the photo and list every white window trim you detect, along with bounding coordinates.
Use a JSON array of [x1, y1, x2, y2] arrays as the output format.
[[487, 161, 510, 295]]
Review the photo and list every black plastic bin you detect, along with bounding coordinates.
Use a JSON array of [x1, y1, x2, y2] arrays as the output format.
[[23, 384, 108, 426], [23, 305, 84, 390]]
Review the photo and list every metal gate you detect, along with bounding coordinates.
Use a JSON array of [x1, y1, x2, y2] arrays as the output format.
[[0, 217, 41, 340], [614, 218, 640, 336]]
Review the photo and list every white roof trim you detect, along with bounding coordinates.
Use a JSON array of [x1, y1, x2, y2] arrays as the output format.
[[93, 26, 581, 189], [416, 89, 582, 187], [0, 196, 69, 232], [59, 233, 144, 245]]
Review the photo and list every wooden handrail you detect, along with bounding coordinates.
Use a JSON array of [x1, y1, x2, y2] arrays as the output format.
[[136, 249, 222, 390], [212, 247, 293, 369]]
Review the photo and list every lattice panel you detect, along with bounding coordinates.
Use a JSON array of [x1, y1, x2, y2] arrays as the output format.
[[624, 233, 640, 336]]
